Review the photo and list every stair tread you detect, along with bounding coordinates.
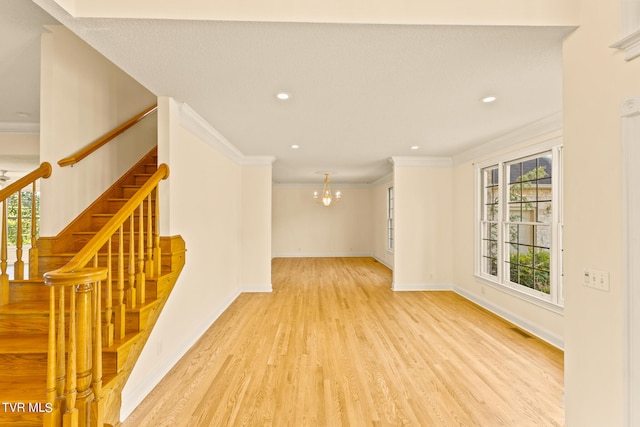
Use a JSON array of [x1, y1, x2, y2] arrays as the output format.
[[0, 374, 46, 401], [8, 279, 44, 285], [0, 335, 48, 353], [0, 301, 49, 316]]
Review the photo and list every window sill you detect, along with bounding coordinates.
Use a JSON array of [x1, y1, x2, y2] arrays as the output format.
[[474, 274, 564, 315]]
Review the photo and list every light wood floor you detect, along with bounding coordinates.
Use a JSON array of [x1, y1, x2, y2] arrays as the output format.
[[121, 257, 564, 427]]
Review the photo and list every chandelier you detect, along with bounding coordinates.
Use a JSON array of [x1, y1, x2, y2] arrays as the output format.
[[313, 173, 341, 206]]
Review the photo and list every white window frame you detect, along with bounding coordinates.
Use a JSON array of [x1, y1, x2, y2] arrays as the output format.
[[387, 186, 394, 252], [475, 139, 563, 311]]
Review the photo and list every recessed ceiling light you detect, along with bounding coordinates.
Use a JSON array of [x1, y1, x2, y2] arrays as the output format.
[[291, 144, 299, 149], [276, 92, 291, 101], [482, 96, 497, 103], [410, 146, 420, 150]]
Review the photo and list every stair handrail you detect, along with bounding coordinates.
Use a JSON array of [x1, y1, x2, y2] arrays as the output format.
[[42, 163, 169, 427], [58, 104, 158, 167], [46, 163, 168, 273], [0, 162, 52, 202], [0, 162, 52, 303]]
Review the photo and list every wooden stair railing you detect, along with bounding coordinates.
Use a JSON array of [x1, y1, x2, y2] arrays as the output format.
[[58, 104, 158, 168], [42, 163, 169, 427], [0, 162, 52, 304]]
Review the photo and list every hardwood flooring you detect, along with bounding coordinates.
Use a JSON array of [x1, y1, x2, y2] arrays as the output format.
[[121, 257, 564, 427]]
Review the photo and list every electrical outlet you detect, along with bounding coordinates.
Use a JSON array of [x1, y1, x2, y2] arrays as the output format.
[[584, 269, 610, 292]]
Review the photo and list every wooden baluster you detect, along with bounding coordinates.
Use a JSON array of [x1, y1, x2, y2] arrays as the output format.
[[29, 183, 38, 279], [137, 203, 145, 305], [43, 286, 59, 426], [56, 286, 66, 413], [14, 191, 23, 280], [75, 281, 94, 427], [154, 187, 161, 278], [92, 276, 105, 426], [103, 239, 114, 347], [146, 194, 153, 277], [114, 229, 126, 340], [1, 201, 8, 304], [126, 214, 136, 308], [63, 287, 78, 427]]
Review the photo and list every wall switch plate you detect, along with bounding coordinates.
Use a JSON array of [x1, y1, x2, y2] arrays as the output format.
[[584, 269, 610, 291]]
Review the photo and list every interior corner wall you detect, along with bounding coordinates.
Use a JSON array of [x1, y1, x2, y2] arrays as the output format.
[[271, 186, 373, 257], [392, 165, 453, 290], [121, 98, 244, 420], [562, 1, 640, 425], [38, 25, 157, 236]]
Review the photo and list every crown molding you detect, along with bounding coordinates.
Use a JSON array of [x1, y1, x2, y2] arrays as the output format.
[[0, 122, 40, 134], [175, 101, 275, 167], [611, 28, 640, 61], [370, 172, 393, 186], [272, 182, 371, 189], [389, 156, 452, 168], [452, 111, 562, 166]]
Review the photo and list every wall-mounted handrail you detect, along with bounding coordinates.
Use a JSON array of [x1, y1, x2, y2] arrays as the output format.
[[57, 104, 158, 168], [0, 162, 52, 303]]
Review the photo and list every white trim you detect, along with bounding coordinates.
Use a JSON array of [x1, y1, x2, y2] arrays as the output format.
[[392, 282, 452, 291], [120, 289, 241, 421], [0, 122, 40, 134], [611, 0, 640, 61], [453, 112, 562, 166], [454, 286, 564, 350], [474, 140, 564, 309], [370, 172, 393, 186], [474, 274, 564, 315], [241, 283, 273, 292], [390, 156, 452, 168], [272, 182, 371, 189], [611, 28, 640, 61], [272, 252, 372, 258], [175, 100, 275, 167], [372, 254, 393, 270], [622, 95, 640, 427]]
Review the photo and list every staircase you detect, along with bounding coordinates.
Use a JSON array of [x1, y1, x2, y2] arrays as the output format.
[[0, 148, 185, 426]]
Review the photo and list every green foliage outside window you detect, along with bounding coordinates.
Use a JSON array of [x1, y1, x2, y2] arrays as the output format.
[[3, 191, 40, 247], [508, 163, 551, 294], [509, 249, 551, 294]]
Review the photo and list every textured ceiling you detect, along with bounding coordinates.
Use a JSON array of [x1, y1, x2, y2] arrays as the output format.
[[4, 0, 573, 184]]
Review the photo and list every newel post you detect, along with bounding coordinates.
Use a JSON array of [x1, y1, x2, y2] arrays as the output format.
[[44, 267, 107, 427]]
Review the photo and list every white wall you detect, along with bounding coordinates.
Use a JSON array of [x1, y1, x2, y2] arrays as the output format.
[[121, 97, 273, 419], [562, 0, 640, 424], [241, 165, 273, 291], [392, 161, 453, 290], [39, 25, 157, 236], [272, 185, 373, 257]]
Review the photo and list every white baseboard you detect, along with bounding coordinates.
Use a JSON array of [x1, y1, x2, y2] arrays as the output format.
[[453, 286, 564, 350], [371, 255, 393, 270], [242, 283, 273, 292], [392, 282, 452, 291], [120, 289, 242, 420], [272, 252, 372, 258]]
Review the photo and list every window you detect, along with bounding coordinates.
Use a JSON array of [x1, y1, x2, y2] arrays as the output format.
[[387, 186, 394, 251], [477, 144, 563, 308]]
